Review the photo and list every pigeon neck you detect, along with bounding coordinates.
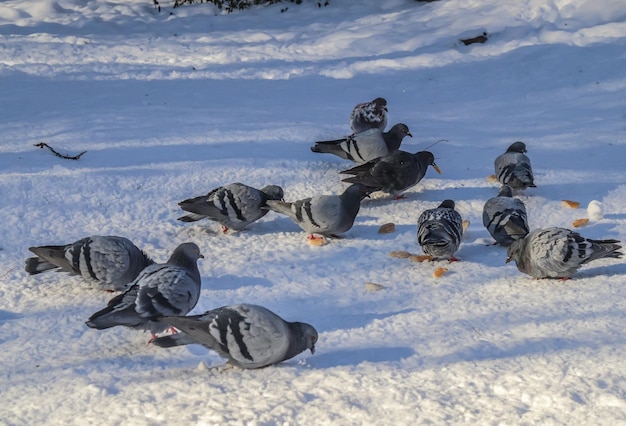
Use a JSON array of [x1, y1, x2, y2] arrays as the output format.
[[285, 322, 310, 358], [167, 251, 201, 282]]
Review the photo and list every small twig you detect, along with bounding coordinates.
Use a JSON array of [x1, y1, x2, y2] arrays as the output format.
[[423, 139, 448, 150], [34, 142, 86, 160]]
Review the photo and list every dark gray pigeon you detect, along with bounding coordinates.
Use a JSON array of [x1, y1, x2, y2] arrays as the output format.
[[152, 304, 318, 369], [482, 185, 529, 246], [85, 242, 204, 335], [494, 141, 536, 190], [417, 200, 464, 261], [350, 97, 388, 134], [178, 183, 284, 232], [265, 184, 370, 239], [506, 227, 622, 279], [340, 150, 441, 199], [25, 235, 154, 291], [311, 123, 412, 164]]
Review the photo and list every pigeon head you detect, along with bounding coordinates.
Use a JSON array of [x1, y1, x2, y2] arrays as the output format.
[[505, 238, 524, 265], [498, 185, 513, 197], [417, 151, 442, 174], [302, 323, 318, 354], [373, 97, 388, 111], [507, 141, 527, 153], [168, 242, 204, 266], [438, 199, 456, 209], [389, 123, 412, 139], [261, 185, 285, 201]]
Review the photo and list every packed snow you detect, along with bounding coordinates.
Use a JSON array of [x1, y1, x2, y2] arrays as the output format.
[[1, 0, 626, 424]]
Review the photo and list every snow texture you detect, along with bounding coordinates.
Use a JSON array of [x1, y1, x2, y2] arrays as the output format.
[[1, 0, 626, 424]]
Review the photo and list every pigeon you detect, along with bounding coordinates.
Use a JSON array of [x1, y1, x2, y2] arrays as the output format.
[[482, 185, 530, 246], [349, 97, 388, 134], [311, 123, 412, 164], [506, 227, 622, 279], [265, 183, 370, 239], [85, 242, 204, 335], [178, 183, 284, 232], [152, 304, 318, 369], [340, 150, 441, 199], [417, 199, 464, 261], [494, 141, 536, 190], [25, 236, 154, 291]]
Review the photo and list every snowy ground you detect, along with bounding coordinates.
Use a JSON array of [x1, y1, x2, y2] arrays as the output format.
[[1, 0, 626, 424]]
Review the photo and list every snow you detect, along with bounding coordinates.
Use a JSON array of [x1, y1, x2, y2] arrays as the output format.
[[1, 0, 626, 423]]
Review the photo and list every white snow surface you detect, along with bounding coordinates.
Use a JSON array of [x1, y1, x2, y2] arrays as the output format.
[[1, 0, 626, 424]]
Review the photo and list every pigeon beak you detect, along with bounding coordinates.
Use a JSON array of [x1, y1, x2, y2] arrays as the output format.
[[384, 106, 388, 112], [310, 345, 316, 355], [407, 131, 413, 137], [505, 257, 511, 264], [432, 163, 442, 175], [199, 253, 205, 259]]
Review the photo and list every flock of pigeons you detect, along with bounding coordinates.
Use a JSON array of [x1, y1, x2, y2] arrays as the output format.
[[24, 97, 623, 370]]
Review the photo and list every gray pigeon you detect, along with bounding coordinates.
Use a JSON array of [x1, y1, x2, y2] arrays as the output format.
[[265, 184, 370, 239], [350, 97, 388, 134], [482, 185, 529, 246], [417, 200, 464, 261], [506, 227, 622, 279], [340, 150, 441, 199], [311, 123, 412, 164], [494, 141, 536, 190], [152, 304, 318, 369], [178, 183, 284, 232], [85, 242, 204, 335], [25, 235, 154, 291]]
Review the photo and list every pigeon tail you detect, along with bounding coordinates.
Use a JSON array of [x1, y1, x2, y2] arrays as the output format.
[[310, 141, 353, 161], [150, 333, 197, 348], [24, 257, 60, 275], [27, 245, 74, 274]]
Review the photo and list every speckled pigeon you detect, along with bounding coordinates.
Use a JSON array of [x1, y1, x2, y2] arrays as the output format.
[[340, 150, 441, 199], [152, 304, 318, 369], [178, 183, 284, 232], [85, 242, 204, 335], [506, 227, 622, 279], [494, 141, 536, 190], [482, 185, 529, 246], [350, 97, 388, 134], [265, 184, 370, 239], [417, 199, 463, 261], [311, 123, 412, 164], [25, 235, 154, 291]]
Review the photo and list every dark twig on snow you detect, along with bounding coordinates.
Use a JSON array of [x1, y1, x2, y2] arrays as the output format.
[[34, 142, 87, 160], [423, 139, 449, 151], [461, 32, 489, 46]]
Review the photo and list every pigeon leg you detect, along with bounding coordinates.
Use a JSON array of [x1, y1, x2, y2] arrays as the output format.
[[221, 225, 229, 233], [448, 256, 459, 263], [329, 234, 344, 239], [394, 194, 407, 200]]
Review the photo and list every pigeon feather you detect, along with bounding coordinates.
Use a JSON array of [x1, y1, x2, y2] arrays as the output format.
[[506, 227, 622, 278], [25, 236, 154, 291], [482, 185, 529, 246], [265, 184, 369, 237], [178, 183, 283, 232], [152, 304, 318, 369], [417, 200, 463, 260], [494, 141, 536, 190], [85, 242, 204, 334], [349, 97, 388, 134], [340, 150, 441, 197], [311, 123, 411, 164]]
